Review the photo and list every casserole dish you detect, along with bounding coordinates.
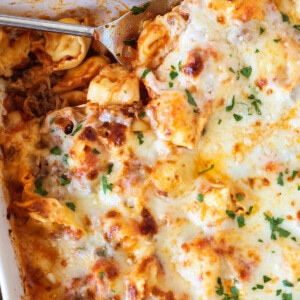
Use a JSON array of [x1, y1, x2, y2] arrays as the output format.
[[2, 0, 300, 299]]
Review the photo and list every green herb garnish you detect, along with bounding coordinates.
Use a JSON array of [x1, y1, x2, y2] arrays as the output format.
[[50, 146, 62, 155], [102, 176, 113, 194], [34, 179, 48, 196], [71, 122, 83, 136], [59, 177, 71, 186], [130, 2, 150, 15], [141, 68, 151, 79], [197, 193, 204, 202], [185, 89, 198, 107], [241, 66, 252, 78], [226, 95, 235, 111], [264, 213, 291, 240], [66, 202, 76, 211]]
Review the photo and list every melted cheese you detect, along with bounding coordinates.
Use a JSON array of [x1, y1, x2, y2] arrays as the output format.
[[1, 0, 300, 299]]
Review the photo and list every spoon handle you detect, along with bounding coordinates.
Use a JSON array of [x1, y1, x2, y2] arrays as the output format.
[[0, 14, 94, 37]]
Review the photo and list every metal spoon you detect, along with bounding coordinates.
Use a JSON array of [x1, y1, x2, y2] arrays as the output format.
[[0, 0, 179, 67]]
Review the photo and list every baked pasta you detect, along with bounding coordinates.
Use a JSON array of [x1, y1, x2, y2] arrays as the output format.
[[1, 0, 300, 299]]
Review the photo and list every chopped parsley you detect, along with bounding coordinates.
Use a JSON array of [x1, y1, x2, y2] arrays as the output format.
[[198, 164, 214, 175], [107, 163, 113, 175], [252, 284, 264, 290], [92, 148, 100, 154], [216, 277, 224, 296], [240, 66, 252, 78], [137, 132, 144, 145], [255, 48, 260, 53], [185, 89, 198, 107], [264, 213, 291, 240], [130, 2, 150, 15], [62, 154, 69, 165], [215, 277, 239, 300], [71, 121, 83, 136], [292, 170, 298, 180], [259, 27, 265, 35], [226, 210, 236, 220], [169, 82, 174, 88], [197, 193, 204, 202], [263, 275, 272, 283], [141, 68, 151, 79], [34, 179, 48, 196], [282, 293, 293, 300], [50, 146, 62, 155], [237, 215, 246, 227], [102, 176, 113, 194], [123, 39, 137, 47], [99, 271, 105, 280], [236, 193, 244, 201], [277, 172, 284, 186], [178, 60, 182, 71], [66, 202, 76, 211], [251, 99, 262, 115], [246, 205, 253, 215], [294, 25, 300, 31], [233, 114, 243, 121], [274, 38, 282, 43], [170, 70, 178, 80], [138, 111, 146, 118], [100, 245, 107, 257], [282, 280, 294, 287], [229, 67, 235, 74], [59, 177, 71, 186], [226, 95, 235, 111], [281, 13, 290, 23]]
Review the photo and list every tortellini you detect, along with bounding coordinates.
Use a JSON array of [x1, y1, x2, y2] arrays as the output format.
[[147, 90, 207, 149], [87, 64, 140, 105], [0, 30, 31, 77], [44, 18, 91, 71], [136, 11, 187, 69]]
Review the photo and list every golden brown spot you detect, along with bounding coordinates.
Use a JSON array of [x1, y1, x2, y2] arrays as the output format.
[[103, 122, 127, 147], [217, 14, 226, 24], [297, 210, 300, 221], [262, 178, 270, 186], [106, 210, 121, 218], [61, 259, 68, 267], [87, 169, 99, 180], [54, 117, 74, 134], [92, 258, 119, 280], [255, 77, 268, 90], [182, 49, 203, 77], [79, 126, 97, 141], [139, 208, 158, 236], [248, 178, 255, 188]]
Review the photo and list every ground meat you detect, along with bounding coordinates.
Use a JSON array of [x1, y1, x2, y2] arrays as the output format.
[[24, 81, 60, 118]]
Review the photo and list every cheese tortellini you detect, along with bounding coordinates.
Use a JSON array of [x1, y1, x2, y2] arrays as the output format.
[[0, 30, 31, 77], [87, 64, 140, 105], [147, 90, 207, 149], [44, 18, 91, 71]]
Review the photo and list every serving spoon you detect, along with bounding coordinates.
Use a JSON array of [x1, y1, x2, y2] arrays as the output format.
[[0, 0, 180, 66]]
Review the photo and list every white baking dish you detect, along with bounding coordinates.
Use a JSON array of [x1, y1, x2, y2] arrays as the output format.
[[0, 1, 142, 299]]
